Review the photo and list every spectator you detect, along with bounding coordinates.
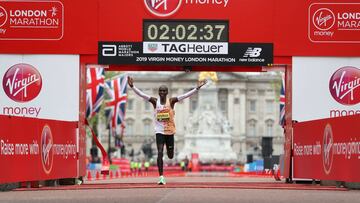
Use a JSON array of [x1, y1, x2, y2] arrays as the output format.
[[180, 160, 185, 171], [188, 160, 193, 172], [144, 160, 150, 176], [184, 156, 189, 171]]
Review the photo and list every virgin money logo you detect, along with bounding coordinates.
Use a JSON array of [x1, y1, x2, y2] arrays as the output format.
[[144, 0, 182, 17], [41, 125, 53, 174], [329, 66, 360, 105], [2, 63, 42, 103], [312, 8, 335, 31], [322, 124, 333, 175], [0, 6, 7, 27]]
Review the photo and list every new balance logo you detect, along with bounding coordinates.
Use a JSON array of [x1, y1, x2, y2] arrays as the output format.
[[243, 47, 262, 57], [151, 0, 168, 10]]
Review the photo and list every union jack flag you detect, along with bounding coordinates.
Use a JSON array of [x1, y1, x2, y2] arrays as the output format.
[[105, 74, 128, 136], [279, 73, 285, 127], [86, 66, 105, 118]]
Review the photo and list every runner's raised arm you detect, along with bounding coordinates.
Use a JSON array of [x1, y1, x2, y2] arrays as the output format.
[[128, 76, 157, 107], [170, 79, 207, 108]]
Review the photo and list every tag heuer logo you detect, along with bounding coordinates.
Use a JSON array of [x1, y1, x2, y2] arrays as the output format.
[[148, 43, 158, 52]]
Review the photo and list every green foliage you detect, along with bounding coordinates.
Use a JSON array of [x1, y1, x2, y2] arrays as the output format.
[[105, 71, 123, 80], [272, 71, 283, 102]]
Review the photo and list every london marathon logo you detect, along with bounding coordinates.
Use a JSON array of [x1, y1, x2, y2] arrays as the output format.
[[322, 124, 333, 175], [2, 63, 42, 103], [329, 66, 360, 105], [41, 125, 53, 174], [144, 0, 182, 17]]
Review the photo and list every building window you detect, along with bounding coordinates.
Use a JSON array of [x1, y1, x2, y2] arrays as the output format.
[[248, 119, 257, 136], [266, 100, 274, 113], [190, 98, 198, 113], [220, 100, 227, 112], [265, 120, 274, 137], [189, 88, 198, 113], [144, 102, 151, 111], [234, 98, 240, 104], [258, 89, 265, 96], [126, 119, 134, 136], [143, 119, 152, 135], [249, 100, 256, 112], [127, 99, 134, 111], [218, 89, 228, 115], [144, 123, 150, 135]]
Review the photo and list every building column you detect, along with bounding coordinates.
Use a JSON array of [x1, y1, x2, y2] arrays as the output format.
[[240, 89, 246, 135]]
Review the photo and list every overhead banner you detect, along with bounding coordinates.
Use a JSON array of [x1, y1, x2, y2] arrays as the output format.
[[98, 42, 273, 66], [293, 115, 360, 182]]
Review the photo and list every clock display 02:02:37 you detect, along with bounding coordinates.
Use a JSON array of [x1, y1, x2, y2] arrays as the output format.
[[143, 20, 229, 42]]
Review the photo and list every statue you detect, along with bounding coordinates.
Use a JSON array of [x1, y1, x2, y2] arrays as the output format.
[[177, 72, 237, 162]]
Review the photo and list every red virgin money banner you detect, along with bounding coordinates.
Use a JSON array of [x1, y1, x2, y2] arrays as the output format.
[[293, 115, 360, 182], [0, 115, 78, 184]]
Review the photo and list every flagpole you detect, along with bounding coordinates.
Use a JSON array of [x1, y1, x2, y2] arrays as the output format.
[[108, 122, 112, 163]]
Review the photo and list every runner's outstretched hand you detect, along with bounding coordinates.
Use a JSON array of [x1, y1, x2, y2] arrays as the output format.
[[197, 79, 207, 90], [128, 76, 134, 88]]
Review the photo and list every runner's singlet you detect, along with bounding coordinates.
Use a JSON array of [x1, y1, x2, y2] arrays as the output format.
[[154, 99, 176, 135]]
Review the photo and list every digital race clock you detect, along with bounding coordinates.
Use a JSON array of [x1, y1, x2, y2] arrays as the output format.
[[143, 20, 229, 42], [98, 19, 272, 66]]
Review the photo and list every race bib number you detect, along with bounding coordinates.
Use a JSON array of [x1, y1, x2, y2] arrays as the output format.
[[157, 112, 170, 121]]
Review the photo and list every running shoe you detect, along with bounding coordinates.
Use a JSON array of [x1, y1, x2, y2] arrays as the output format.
[[157, 175, 166, 185]]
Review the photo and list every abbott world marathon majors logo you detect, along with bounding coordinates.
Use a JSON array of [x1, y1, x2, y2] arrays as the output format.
[[2, 63, 42, 102], [322, 124, 333, 175], [329, 66, 360, 106], [41, 125, 53, 174], [144, 0, 229, 17]]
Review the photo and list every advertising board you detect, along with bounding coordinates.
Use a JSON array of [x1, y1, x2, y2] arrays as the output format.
[[293, 57, 360, 122]]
